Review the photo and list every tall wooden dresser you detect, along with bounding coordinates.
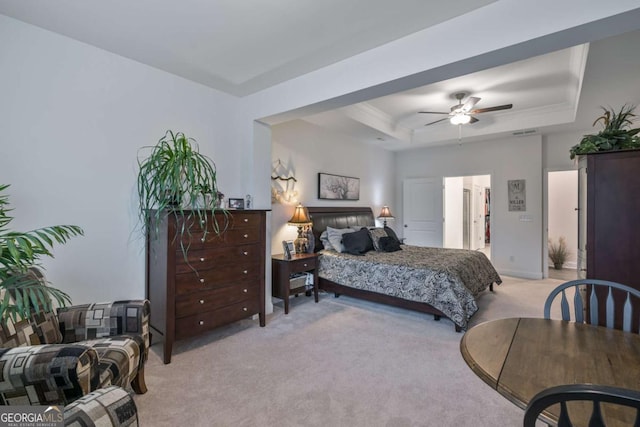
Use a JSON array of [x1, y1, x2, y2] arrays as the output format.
[[145, 209, 267, 363], [577, 150, 640, 332]]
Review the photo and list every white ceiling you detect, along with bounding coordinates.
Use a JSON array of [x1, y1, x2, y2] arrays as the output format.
[[0, 0, 495, 96], [2, 1, 639, 150]]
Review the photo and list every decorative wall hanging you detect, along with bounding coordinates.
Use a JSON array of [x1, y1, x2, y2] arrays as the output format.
[[271, 158, 298, 204], [318, 173, 360, 200], [507, 179, 526, 211]]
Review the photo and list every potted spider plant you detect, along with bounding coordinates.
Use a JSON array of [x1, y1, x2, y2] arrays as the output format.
[[137, 130, 227, 258], [0, 184, 83, 321], [569, 104, 640, 159]]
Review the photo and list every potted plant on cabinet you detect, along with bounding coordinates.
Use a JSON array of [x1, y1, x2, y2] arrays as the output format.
[[569, 104, 640, 159], [137, 130, 227, 259], [0, 184, 83, 321]]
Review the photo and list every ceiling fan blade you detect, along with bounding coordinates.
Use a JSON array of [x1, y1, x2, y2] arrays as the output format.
[[461, 96, 480, 112], [470, 104, 513, 114], [469, 116, 479, 124], [418, 111, 449, 115], [424, 117, 449, 126]]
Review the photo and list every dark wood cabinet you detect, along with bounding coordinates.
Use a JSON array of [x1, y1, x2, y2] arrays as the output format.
[[146, 209, 267, 364], [578, 150, 640, 331]]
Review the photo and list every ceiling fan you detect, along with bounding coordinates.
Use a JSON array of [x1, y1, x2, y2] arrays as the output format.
[[419, 92, 513, 126]]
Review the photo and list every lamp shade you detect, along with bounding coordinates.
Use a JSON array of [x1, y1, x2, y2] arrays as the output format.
[[378, 206, 394, 219], [288, 204, 311, 225]]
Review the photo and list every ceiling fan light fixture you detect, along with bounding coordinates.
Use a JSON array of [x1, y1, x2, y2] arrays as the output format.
[[450, 113, 471, 125]]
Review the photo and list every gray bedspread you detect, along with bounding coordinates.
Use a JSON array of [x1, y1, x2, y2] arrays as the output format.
[[318, 245, 502, 329]]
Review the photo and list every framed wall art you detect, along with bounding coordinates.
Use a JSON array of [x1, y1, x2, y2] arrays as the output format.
[[507, 179, 526, 211], [318, 173, 360, 200]]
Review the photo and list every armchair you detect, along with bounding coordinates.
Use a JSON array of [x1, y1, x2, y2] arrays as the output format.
[[0, 300, 150, 405], [0, 269, 150, 415]]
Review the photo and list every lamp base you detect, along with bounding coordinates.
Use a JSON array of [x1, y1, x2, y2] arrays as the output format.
[[294, 236, 308, 254]]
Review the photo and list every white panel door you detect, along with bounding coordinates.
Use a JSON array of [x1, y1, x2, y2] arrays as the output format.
[[473, 184, 485, 250], [403, 177, 443, 247]]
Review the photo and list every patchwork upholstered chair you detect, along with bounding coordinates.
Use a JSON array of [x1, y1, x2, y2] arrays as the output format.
[[0, 268, 149, 425]]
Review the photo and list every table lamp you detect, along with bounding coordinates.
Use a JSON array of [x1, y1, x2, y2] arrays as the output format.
[[288, 204, 312, 253], [378, 206, 394, 227]]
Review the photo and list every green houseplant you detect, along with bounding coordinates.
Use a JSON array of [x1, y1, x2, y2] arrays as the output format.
[[569, 104, 640, 159], [137, 130, 227, 256], [0, 184, 83, 321], [548, 236, 570, 270]]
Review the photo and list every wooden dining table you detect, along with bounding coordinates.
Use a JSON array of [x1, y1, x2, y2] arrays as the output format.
[[460, 317, 640, 426]]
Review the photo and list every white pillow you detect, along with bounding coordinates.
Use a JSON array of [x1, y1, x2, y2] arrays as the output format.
[[319, 230, 334, 251], [326, 226, 355, 253]]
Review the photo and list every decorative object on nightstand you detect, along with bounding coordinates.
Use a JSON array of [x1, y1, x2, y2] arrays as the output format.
[[272, 253, 320, 314], [288, 204, 312, 253], [378, 205, 394, 227]]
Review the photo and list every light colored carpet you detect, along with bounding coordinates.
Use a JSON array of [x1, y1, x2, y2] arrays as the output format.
[[135, 276, 561, 426]]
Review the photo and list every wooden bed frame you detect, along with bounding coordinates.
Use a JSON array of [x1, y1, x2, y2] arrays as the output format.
[[307, 206, 462, 332]]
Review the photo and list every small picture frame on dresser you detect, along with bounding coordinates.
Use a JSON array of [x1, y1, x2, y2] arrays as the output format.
[[228, 198, 244, 209]]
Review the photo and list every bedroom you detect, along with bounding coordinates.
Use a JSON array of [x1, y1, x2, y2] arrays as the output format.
[[271, 26, 640, 283], [1, 3, 638, 308], [1, 2, 640, 425]]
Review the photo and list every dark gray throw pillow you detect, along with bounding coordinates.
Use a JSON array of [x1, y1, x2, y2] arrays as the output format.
[[379, 236, 402, 252], [342, 228, 374, 255], [384, 226, 401, 245]]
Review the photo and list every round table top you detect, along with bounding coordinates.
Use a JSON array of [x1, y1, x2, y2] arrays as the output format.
[[460, 317, 640, 426]]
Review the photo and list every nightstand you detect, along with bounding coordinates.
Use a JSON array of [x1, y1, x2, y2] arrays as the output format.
[[272, 253, 320, 314]]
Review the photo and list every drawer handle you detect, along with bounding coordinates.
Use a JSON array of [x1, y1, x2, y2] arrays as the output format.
[[243, 234, 248, 238], [243, 307, 248, 312], [200, 257, 205, 262], [200, 237, 206, 242], [200, 278, 205, 283], [199, 299, 204, 304], [303, 263, 308, 267], [199, 320, 204, 325], [243, 288, 248, 293], [199, 220, 205, 226], [243, 251, 248, 256], [243, 270, 248, 274], [243, 218, 249, 223]]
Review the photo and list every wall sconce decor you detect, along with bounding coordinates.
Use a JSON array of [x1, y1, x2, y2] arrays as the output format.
[[378, 206, 394, 227], [288, 204, 312, 253], [271, 158, 299, 205]]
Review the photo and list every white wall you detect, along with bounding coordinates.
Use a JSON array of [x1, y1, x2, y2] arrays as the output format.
[[396, 135, 543, 279], [0, 16, 241, 303], [444, 177, 464, 248], [548, 171, 578, 268], [270, 120, 396, 254]]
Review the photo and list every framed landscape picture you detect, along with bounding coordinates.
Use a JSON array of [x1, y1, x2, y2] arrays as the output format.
[[318, 173, 360, 200]]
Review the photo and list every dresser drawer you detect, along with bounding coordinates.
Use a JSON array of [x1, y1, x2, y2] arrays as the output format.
[[228, 212, 263, 229], [175, 263, 260, 295], [179, 226, 261, 248], [175, 283, 259, 318], [287, 256, 318, 273], [175, 244, 259, 273], [175, 299, 260, 339]]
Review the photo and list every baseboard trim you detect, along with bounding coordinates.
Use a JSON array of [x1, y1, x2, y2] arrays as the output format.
[[497, 269, 544, 280]]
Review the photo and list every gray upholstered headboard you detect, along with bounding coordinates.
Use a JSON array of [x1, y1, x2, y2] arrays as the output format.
[[307, 206, 375, 251]]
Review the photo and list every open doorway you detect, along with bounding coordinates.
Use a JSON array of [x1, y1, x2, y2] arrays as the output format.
[[547, 170, 578, 280], [444, 175, 491, 259]]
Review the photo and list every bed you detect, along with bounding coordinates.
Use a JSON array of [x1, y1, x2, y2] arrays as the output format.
[[307, 206, 501, 331]]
